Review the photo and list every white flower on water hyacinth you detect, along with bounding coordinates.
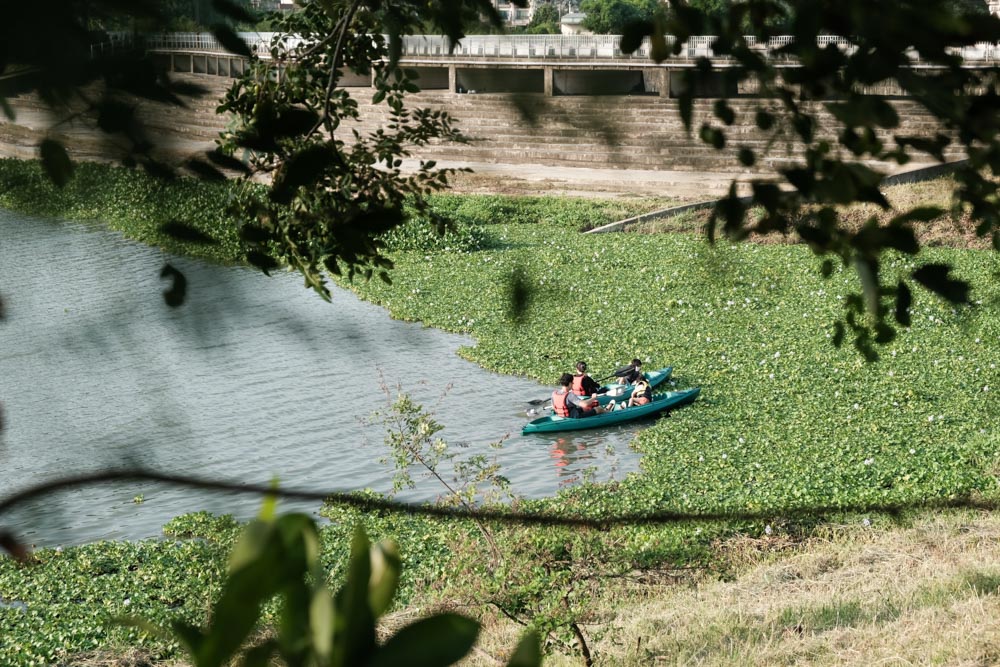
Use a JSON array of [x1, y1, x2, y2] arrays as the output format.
[[854, 403, 861, 410], [928, 415, 935, 422], [722, 453, 728, 459], [864, 458, 874, 466], [698, 455, 704, 462], [764, 525, 773, 536], [909, 448, 916, 454], [774, 351, 780, 359], [739, 437, 745, 444], [769, 373, 774, 379], [862, 518, 871, 527]]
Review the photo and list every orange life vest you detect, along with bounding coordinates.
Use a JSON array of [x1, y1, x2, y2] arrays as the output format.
[[552, 389, 570, 417], [571, 373, 587, 396]]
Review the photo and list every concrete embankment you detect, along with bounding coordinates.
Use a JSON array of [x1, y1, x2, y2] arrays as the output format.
[[0, 73, 955, 199]]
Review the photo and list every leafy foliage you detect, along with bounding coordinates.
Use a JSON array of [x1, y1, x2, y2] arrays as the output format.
[[137, 510, 539, 667], [580, 0, 660, 35], [215, 0, 523, 300], [618, 0, 1000, 350], [521, 3, 561, 34]]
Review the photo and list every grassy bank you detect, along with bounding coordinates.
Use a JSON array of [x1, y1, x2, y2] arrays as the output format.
[[1, 159, 999, 664]]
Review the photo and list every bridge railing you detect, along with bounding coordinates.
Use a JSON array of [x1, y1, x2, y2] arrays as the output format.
[[88, 33, 137, 59], [141, 32, 1000, 63]]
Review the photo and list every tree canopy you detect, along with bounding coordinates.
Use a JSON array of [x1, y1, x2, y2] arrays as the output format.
[[580, 0, 659, 34]]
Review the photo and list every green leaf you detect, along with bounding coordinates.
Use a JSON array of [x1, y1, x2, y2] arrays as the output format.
[[241, 640, 277, 667], [170, 620, 206, 658], [505, 631, 542, 667], [310, 587, 335, 661], [38, 139, 74, 187], [368, 539, 401, 617], [229, 520, 274, 573], [160, 263, 187, 308], [855, 257, 880, 316], [270, 145, 338, 205], [212, 24, 252, 58], [333, 526, 376, 666], [619, 21, 652, 54], [370, 614, 480, 667]]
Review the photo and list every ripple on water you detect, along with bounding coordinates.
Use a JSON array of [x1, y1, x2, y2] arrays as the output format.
[[0, 212, 647, 547]]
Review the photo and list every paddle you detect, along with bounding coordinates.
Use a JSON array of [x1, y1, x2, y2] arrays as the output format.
[[525, 364, 636, 406]]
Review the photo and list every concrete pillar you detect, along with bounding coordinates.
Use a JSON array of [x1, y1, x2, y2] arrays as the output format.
[[448, 65, 456, 93], [660, 69, 671, 98], [544, 67, 554, 96]]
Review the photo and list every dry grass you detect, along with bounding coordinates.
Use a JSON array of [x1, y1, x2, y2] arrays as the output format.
[[632, 177, 995, 250], [57, 649, 186, 666], [462, 511, 1000, 666], [61, 513, 1000, 666]]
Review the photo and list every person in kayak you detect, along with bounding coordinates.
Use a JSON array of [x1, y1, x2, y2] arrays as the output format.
[[618, 358, 645, 384], [553, 373, 611, 418], [627, 378, 653, 408], [572, 361, 608, 396]]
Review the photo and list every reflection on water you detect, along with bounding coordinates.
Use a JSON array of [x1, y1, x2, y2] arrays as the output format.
[[0, 211, 650, 547]]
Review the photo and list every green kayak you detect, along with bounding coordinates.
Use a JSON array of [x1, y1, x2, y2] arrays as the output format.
[[522, 387, 700, 434]]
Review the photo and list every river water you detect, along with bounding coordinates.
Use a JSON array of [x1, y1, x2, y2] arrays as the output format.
[[0, 211, 646, 547]]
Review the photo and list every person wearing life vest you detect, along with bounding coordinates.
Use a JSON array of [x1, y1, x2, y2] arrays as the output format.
[[627, 378, 652, 408], [571, 361, 606, 397], [552, 373, 609, 418]]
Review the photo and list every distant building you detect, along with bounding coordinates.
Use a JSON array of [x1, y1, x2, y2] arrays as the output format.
[[560, 12, 588, 35], [495, 0, 533, 26], [248, 0, 296, 9]]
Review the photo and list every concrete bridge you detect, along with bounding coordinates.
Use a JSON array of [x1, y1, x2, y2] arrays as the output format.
[[142, 32, 1000, 98]]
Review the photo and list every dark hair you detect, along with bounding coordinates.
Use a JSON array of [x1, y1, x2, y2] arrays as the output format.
[[576, 361, 587, 372], [632, 358, 642, 366], [559, 373, 574, 386]]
